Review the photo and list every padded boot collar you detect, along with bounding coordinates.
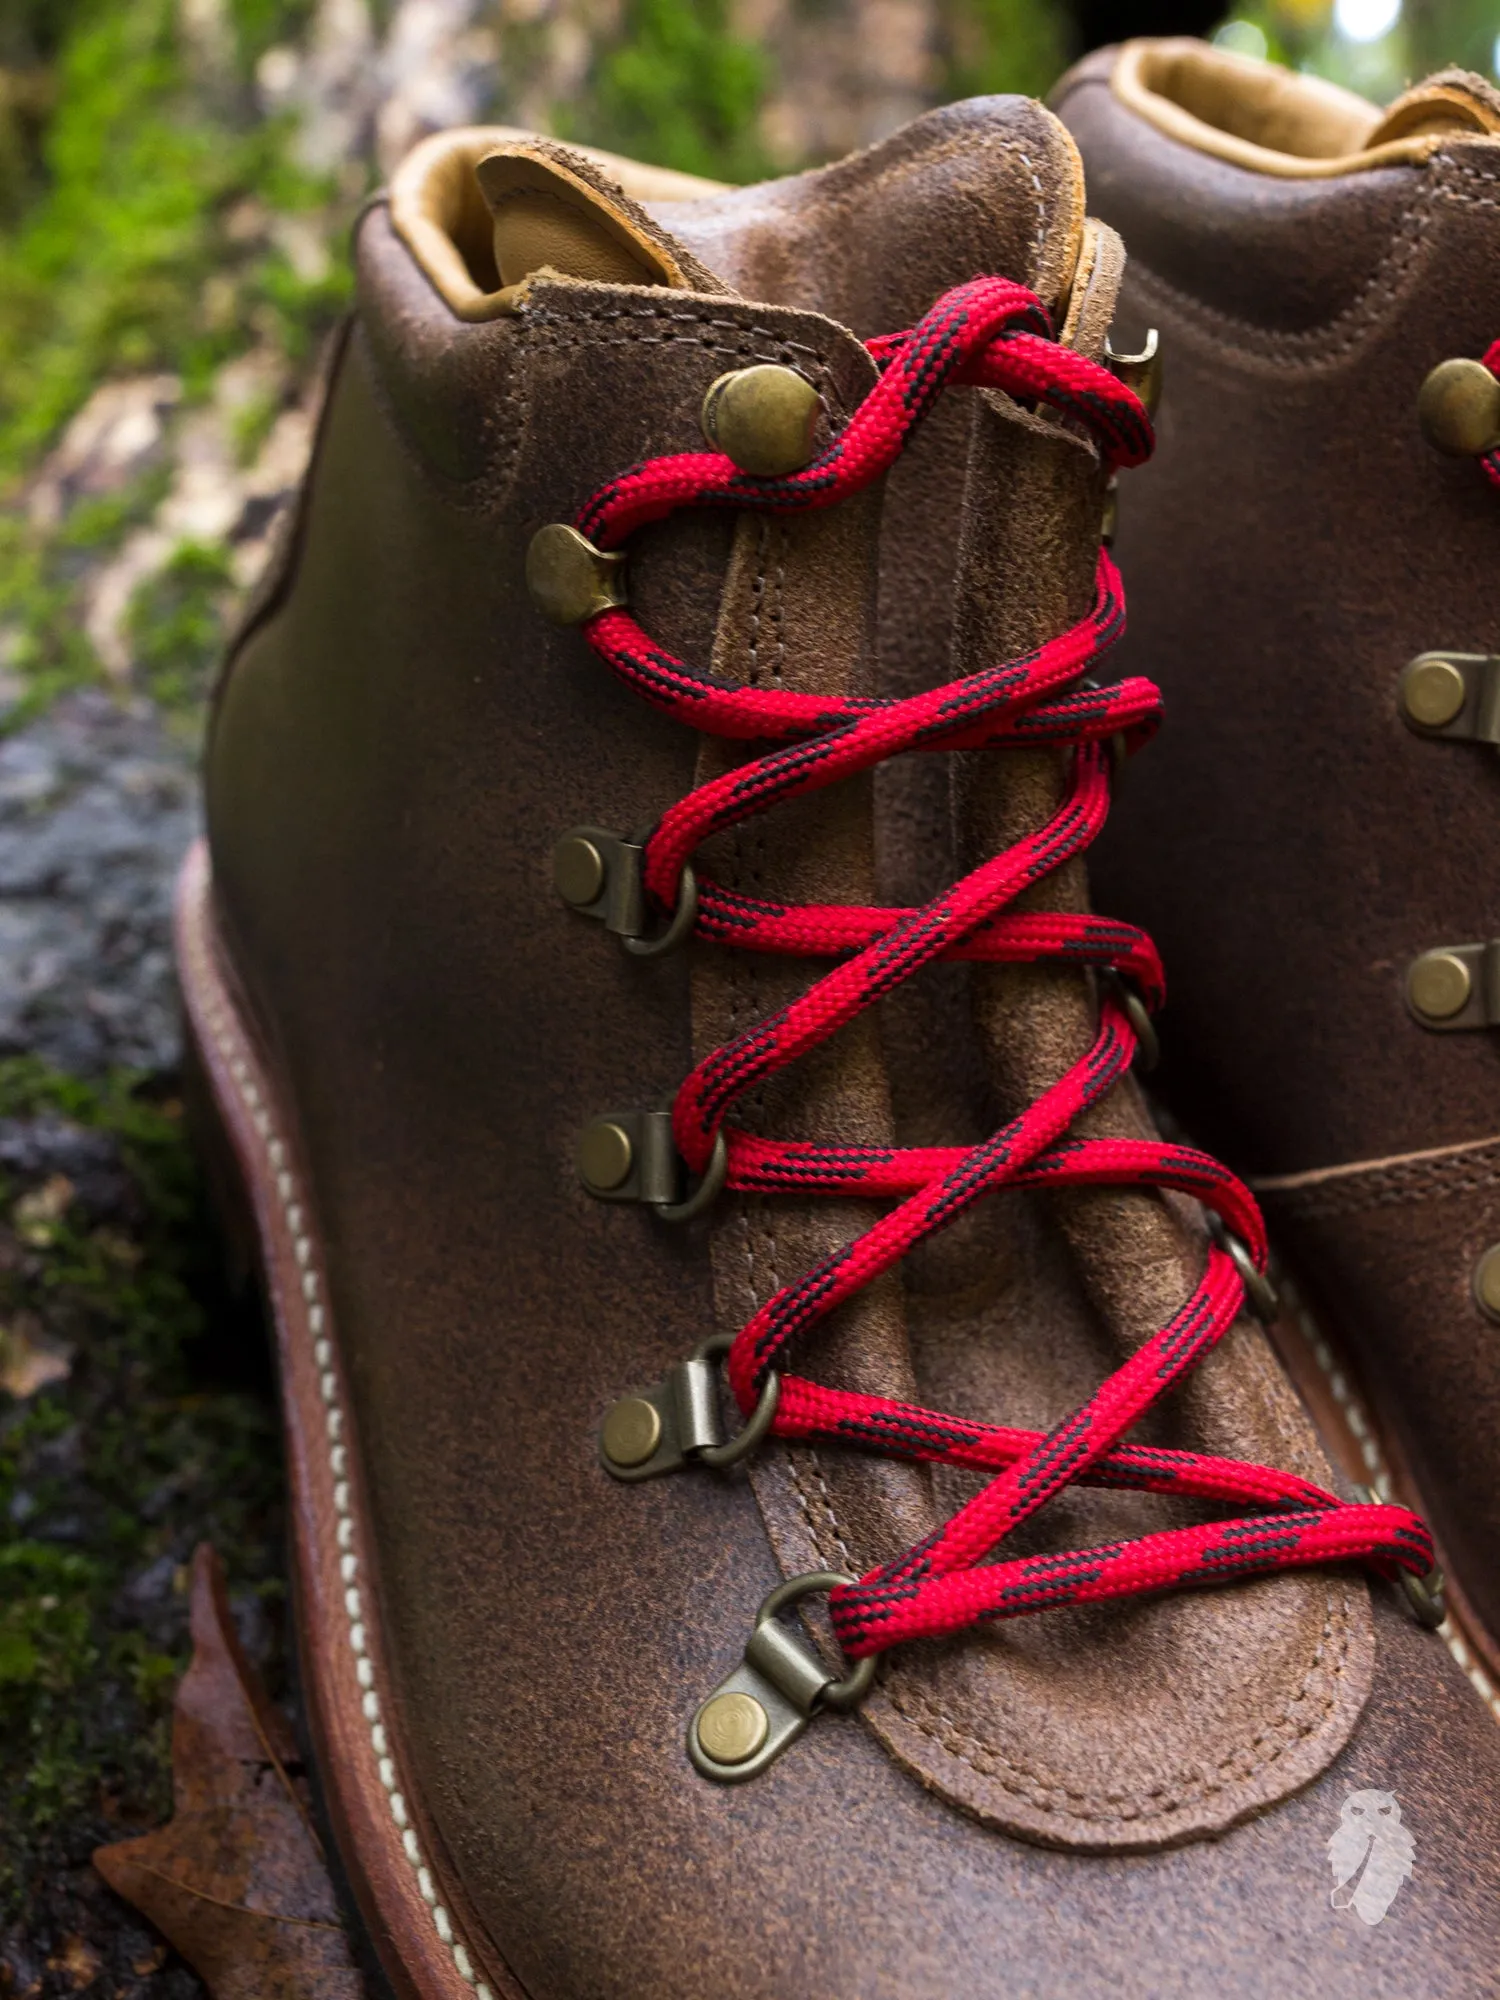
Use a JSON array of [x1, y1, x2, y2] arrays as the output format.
[[1113, 36, 1500, 179]]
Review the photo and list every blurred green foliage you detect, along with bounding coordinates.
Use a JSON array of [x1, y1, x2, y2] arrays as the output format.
[[546, 0, 1074, 184], [0, 0, 347, 484], [553, 0, 774, 182], [126, 540, 238, 714], [941, 0, 1073, 101], [1218, 0, 1500, 99]]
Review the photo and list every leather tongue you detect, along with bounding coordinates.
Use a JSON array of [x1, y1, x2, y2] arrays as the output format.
[[1368, 66, 1500, 145], [649, 95, 1087, 337]]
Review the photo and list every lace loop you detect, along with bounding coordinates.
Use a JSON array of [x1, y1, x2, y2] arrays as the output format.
[[567, 275, 1434, 1663]]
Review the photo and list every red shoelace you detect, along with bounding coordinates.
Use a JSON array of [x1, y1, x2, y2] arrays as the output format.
[[571, 274, 1433, 1659], [1481, 337, 1500, 488]]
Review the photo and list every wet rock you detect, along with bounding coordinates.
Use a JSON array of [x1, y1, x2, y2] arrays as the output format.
[[0, 690, 197, 1076], [0, 1118, 133, 1220], [25, 378, 182, 536]]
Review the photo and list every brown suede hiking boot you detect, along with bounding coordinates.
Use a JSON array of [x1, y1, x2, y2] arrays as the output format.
[[1055, 37, 1500, 1723], [181, 93, 1500, 2000]]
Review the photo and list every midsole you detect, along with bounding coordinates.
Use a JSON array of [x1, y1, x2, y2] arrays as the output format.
[[174, 839, 520, 2000]]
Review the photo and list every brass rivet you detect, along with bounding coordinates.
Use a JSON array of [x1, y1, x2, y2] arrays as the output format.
[[601, 1395, 662, 1467], [701, 365, 820, 477], [1401, 656, 1466, 729], [1475, 1245, 1500, 1322], [1408, 950, 1472, 1021], [696, 1690, 769, 1765], [1417, 357, 1500, 457], [577, 1119, 634, 1191], [526, 523, 628, 626], [553, 834, 605, 907]]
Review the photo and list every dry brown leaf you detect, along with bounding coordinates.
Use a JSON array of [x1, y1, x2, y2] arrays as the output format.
[[94, 1545, 366, 2000]]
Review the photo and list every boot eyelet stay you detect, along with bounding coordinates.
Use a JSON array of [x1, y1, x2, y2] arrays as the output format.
[[688, 1570, 877, 1783], [552, 825, 697, 958], [600, 1331, 779, 1481]]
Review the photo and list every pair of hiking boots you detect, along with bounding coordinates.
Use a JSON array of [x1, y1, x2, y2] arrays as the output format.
[[178, 32, 1500, 2000]]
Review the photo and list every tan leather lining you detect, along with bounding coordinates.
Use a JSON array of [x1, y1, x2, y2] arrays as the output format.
[[476, 145, 687, 294], [1113, 37, 1499, 178], [388, 125, 730, 321]]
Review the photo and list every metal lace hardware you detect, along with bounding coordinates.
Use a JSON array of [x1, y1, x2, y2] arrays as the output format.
[[1104, 328, 1162, 417], [1398, 652, 1500, 744], [1100, 967, 1159, 1072], [552, 825, 698, 959], [1405, 940, 1500, 1032], [599, 1332, 780, 1481], [1207, 1215, 1279, 1325], [1355, 1486, 1447, 1629], [576, 1110, 727, 1222], [687, 1571, 878, 1783]]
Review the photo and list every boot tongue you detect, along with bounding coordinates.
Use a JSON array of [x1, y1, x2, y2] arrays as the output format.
[[468, 100, 1090, 343], [1368, 67, 1500, 146], [647, 96, 1087, 337]]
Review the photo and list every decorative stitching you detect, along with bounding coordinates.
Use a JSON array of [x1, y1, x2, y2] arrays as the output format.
[[1117, 147, 1500, 375], [880, 1594, 1349, 1822], [1255, 1134, 1500, 1221], [524, 298, 849, 407], [181, 904, 494, 2000]]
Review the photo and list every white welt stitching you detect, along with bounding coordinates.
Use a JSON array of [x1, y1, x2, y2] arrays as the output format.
[[1281, 1269, 1500, 1726], [188, 924, 495, 2000]]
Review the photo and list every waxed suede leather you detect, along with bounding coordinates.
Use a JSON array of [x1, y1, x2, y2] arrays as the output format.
[[1055, 44, 1500, 1676], [203, 94, 1500, 1999], [653, 102, 1373, 1849]]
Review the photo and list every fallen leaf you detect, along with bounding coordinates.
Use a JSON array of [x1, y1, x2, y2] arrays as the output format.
[[0, 1315, 74, 1399], [94, 1545, 365, 1999]]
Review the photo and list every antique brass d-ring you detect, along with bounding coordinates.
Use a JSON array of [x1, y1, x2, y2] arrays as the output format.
[[692, 1332, 781, 1470], [1101, 969, 1160, 1072], [621, 863, 699, 960], [687, 1569, 878, 1783], [1217, 1225, 1279, 1325], [751, 1571, 878, 1712], [656, 1125, 728, 1223]]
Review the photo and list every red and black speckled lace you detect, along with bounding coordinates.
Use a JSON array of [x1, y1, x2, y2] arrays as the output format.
[[573, 275, 1434, 1657]]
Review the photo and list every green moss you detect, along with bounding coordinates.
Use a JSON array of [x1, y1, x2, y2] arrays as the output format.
[[0, 0, 357, 718], [939, 0, 1073, 104], [125, 537, 236, 715], [0, 0, 351, 481], [0, 1058, 283, 1916], [549, 0, 773, 183]]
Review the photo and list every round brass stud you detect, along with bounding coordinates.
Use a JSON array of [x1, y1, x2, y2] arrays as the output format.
[[1417, 357, 1500, 457], [601, 1395, 662, 1468], [553, 833, 605, 907], [696, 1690, 769, 1766], [1400, 656, 1466, 730], [525, 523, 628, 626], [701, 365, 820, 478], [1475, 1245, 1500, 1323], [1407, 950, 1473, 1022], [577, 1119, 634, 1192]]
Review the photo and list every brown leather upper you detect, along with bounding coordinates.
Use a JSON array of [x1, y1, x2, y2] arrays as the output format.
[[1054, 43, 1500, 1672], [204, 92, 1500, 1998]]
